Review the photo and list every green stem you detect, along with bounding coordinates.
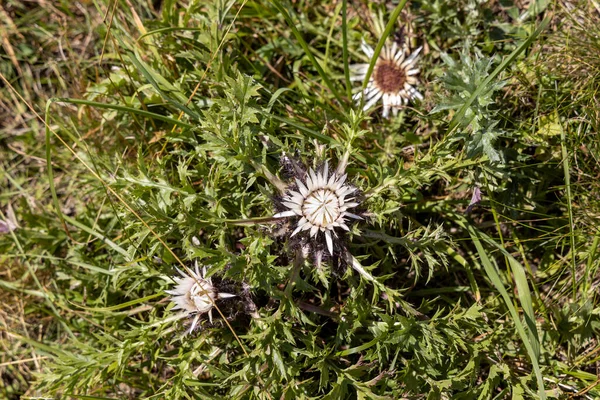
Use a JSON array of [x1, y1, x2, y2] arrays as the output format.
[[285, 249, 305, 297], [223, 216, 286, 226], [341, 0, 352, 100], [359, 0, 410, 109], [559, 111, 577, 298], [50, 97, 193, 127], [249, 160, 287, 193], [585, 235, 600, 294], [272, 0, 344, 105]]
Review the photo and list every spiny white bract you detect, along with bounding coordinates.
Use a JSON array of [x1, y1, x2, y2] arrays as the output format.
[[351, 40, 423, 118], [166, 263, 235, 333], [274, 159, 362, 255]]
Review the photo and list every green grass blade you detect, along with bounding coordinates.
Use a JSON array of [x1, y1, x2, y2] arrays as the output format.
[[4, 254, 114, 275], [137, 26, 206, 42], [69, 293, 163, 313], [467, 226, 545, 399], [480, 232, 540, 360], [62, 215, 130, 260], [260, 110, 336, 144], [45, 100, 71, 237], [452, 212, 540, 359], [586, 235, 600, 294], [445, 245, 481, 301], [128, 52, 202, 119], [50, 98, 194, 127], [271, 0, 344, 105], [359, 0, 409, 107], [559, 111, 577, 296], [506, 255, 540, 359], [6, 331, 69, 358], [336, 337, 381, 357], [341, 0, 352, 99]]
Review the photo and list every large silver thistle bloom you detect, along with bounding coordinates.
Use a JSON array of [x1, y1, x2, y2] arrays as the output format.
[[351, 40, 423, 118], [273, 158, 362, 256], [166, 263, 235, 333]]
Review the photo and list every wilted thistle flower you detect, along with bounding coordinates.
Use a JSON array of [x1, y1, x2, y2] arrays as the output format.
[[166, 263, 235, 333], [273, 154, 362, 257], [351, 40, 423, 118]]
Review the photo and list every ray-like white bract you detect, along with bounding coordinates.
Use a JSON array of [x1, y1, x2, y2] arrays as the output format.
[[351, 40, 423, 118], [274, 160, 361, 255], [166, 263, 235, 333]]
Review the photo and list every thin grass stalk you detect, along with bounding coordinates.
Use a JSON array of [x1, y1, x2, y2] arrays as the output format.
[[585, 235, 600, 294], [359, 0, 409, 109], [341, 0, 352, 100], [468, 226, 546, 399], [271, 0, 344, 105], [52, 98, 193, 127], [559, 111, 577, 298]]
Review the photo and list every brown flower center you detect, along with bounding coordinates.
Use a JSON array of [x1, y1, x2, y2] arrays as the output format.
[[373, 60, 405, 93]]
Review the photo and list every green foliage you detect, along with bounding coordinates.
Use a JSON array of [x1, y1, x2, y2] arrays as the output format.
[[433, 48, 506, 163], [1, 0, 600, 399]]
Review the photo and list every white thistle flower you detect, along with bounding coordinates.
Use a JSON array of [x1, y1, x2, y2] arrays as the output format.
[[351, 40, 423, 118], [273, 159, 362, 255], [166, 263, 235, 333]]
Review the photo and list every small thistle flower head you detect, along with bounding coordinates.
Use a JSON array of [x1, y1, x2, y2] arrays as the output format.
[[166, 262, 235, 333], [273, 156, 362, 256], [351, 39, 423, 118]]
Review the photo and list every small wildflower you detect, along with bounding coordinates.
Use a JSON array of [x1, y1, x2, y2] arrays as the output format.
[[273, 156, 362, 256], [351, 39, 423, 118], [166, 263, 235, 333]]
